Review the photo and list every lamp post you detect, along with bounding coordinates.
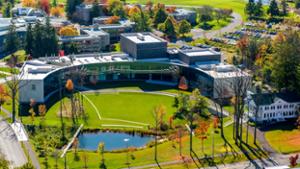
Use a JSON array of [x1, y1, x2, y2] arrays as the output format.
[[124, 138, 130, 166]]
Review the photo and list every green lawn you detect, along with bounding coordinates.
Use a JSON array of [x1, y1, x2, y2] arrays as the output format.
[[22, 92, 177, 129], [127, 0, 247, 19], [265, 123, 300, 154]]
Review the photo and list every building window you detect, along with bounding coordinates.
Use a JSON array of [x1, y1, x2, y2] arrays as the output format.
[[289, 104, 294, 108], [31, 84, 36, 91], [284, 105, 288, 108], [264, 114, 266, 118], [265, 106, 269, 110], [277, 105, 282, 109], [271, 106, 275, 110]]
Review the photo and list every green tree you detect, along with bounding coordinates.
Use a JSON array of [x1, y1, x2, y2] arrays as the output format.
[[245, 0, 256, 17], [25, 23, 34, 55], [4, 23, 20, 53], [271, 31, 300, 92], [98, 143, 106, 169], [66, 0, 82, 19], [178, 20, 191, 37], [295, 0, 300, 9], [174, 89, 208, 154], [162, 16, 177, 38], [281, 0, 288, 16], [254, 0, 264, 17], [108, 0, 125, 18], [16, 163, 35, 169], [2, 2, 12, 17], [52, 0, 57, 7], [0, 156, 9, 169], [198, 5, 214, 23], [153, 5, 167, 27], [268, 0, 280, 17], [130, 9, 151, 32], [90, 0, 101, 23]]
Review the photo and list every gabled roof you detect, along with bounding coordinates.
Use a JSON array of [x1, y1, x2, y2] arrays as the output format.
[[251, 92, 300, 106]]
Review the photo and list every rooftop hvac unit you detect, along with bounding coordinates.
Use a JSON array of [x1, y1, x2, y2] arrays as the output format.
[[137, 33, 145, 41]]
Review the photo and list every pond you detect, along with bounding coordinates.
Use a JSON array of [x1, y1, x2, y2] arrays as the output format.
[[78, 132, 154, 151]]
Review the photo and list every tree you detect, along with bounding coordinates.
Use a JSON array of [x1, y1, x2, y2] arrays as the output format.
[[130, 10, 151, 32], [2, 2, 12, 18], [195, 120, 210, 153], [212, 116, 219, 159], [22, 0, 37, 7], [152, 104, 166, 161], [25, 24, 34, 55], [198, 5, 214, 23], [98, 143, 106, 169], [104, 16, 120, 24], [17, 162, 35, 169], [90, 0, 101, 23], [161, 16, 177, 38], [245, 0, 255, 17], [107, 0, 125, 18], [153, 4, 167, 27], [295, 0, 300, 9], [174, 89, 208, 154], [281, 0, 288, 16], [52, 0, 57, 7], [271, 31, 300, 92], [289, 154, 299, 167], [66, 0, 82, 19], [178, 20, 191, 37], [254, 0, 264, 17], [59, 26, 79, 36], [268, 0, 280, 17], [40, 0, 50, 14], [50, 6, 64, 17], [4, 23, 20, 53], [231, 70, 251, 145]]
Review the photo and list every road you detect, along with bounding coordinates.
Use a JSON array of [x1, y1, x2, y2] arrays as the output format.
[[0, 117, 27, 168]]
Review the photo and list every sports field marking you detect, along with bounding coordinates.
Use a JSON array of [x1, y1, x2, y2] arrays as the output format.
[[81, 93, 102, 120], [103, 118, 150, 126], [101, 124, 144, 129]]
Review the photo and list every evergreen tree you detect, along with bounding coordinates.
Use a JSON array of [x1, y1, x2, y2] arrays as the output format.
[[245, 0, 255, 17], [2, 2, 12, 18], [66, 0, 81, 19], [178, 20, 191, 37], [25, 24, 34, 55], [162, 16, 177, 38], [268, 0, 280, 17], [254, 0, 264, 17], [131, 10, 151, 32], [52, 0, 57, 7], [198, 5, 213, 23], [295, 0, 300, 9], [281, 0, 288, 16], [4, 23, 20, 53], [90, 0, 101, 23], [153, 6, 167, 27]]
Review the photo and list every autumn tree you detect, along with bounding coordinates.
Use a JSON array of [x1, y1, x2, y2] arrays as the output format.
[[22, 0, 37, 7], [104, 16, 120, 24], [40, 0, 50, 14], [50, 6, 64, 17], [195, 120, 210, 153], [0, 85, 7, 113], [59, 26, 79, 36]]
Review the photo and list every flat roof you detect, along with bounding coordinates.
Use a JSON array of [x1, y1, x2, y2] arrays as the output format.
[[122, 32, 166, 44], [185, 50, 216, 57]]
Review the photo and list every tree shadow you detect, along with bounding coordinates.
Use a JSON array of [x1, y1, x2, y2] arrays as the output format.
[[155, 159, 162, 169]]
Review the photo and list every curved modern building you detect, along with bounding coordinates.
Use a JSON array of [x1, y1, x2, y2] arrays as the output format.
[[19, 32, 250, 114]]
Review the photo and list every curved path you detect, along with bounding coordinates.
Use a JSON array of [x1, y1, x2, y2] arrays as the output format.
[[162, 5, 243, 40]]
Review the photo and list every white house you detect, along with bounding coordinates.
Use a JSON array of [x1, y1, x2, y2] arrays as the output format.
[[248, 93, 300, 123]]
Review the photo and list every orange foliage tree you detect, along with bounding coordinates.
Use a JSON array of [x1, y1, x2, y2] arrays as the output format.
[[40, 0, 50, 14], [50, 6, 64, 17], [128, 6, 140, 16], [59, 26, 79, 36], [104, 16, 120, 24], [0, 84, 7, 110], [195, 120, 210, 153], [22, 0, 37, 7], [65, 79, 74, 91], [166, 6, 176, 13]]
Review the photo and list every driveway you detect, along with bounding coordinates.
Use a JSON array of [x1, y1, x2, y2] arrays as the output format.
[[0, 117, 27, 168]]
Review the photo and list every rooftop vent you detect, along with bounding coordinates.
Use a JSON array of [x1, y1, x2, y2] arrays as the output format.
[[137, 33, 145, 41]]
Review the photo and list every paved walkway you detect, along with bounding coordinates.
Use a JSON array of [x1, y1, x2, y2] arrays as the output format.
[[1, 107, 41, 169], [0, 117, 27, 168], [248, 126, 277, 154]]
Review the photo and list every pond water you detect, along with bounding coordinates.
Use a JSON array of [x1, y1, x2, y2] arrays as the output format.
[[78, 132, 154, 151]]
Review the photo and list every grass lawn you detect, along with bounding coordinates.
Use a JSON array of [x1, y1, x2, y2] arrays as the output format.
[[198, 19, 232, 31], [127, 0, 247, 19], [265, 123, 300, 154], [22, 92, 177, 129]]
